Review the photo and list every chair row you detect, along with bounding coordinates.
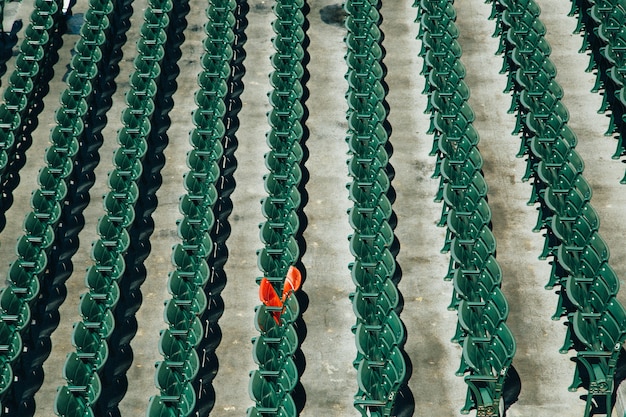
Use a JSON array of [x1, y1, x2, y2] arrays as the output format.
[[149, 2, 242, 416], [345, 2, 408, 416], [492, 1, 626, 415], [567, 0, 626, 181], [249, 2, 307, 416], [418, 1, 518, 415]]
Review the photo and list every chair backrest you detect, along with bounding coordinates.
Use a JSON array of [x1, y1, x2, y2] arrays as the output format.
[[573, 311, 601, 350], [249, 370, 281, 412], [54, 386, 95, 417], [71, 322, 108, 370]]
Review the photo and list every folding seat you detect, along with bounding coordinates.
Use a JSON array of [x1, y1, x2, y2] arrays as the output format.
[[457, 299, 489, 343], [442, 172, 488, 209], [178, 218, 213, 254], [31, 191, 63, 227], [0, 359, 12, 395], [348, 204, 391, 236], [0, 316, 22, 364], [91, 236, 124, 268], [451, 237, 495, 279], [6, 260, 39, 303], [16, 234, 47, 271], [355, 345, 405, 415], [45, 147, 74, 178], [350, 256, 396, 295], [18, 40, 45, 64], [62, 351, 101, 405], [147, 395, 177, 417], [348, 180, 389, 209], [54, 385, 95, 417], [188, 148, 221, 177], [570, 326, 615, 417], [349, 235, 390, 267], [8, 73, 34, 100], [264, 164, 303, 194], [433, 104, 475, 140], [352, 289, 380, 326], [125, 92, 155, 120], [249, 370, 292, 413], [252, 332, 285, 374], [158, 331, 200, 381], [551, 213, 595, 248], [511, 45, 551, 74], [103, 193, 135, 228], [428, 68, 465, 99], [165, 303, 203, 348], [71, 322, 108, 370], [504, 14, 546, 45], [422, 29, 460, 57], [347, 138, 387, 166], [543, 185, 587, 221], [254, 322, 299, 357], [447, 202, 492, 239], [200, 54, 232, 81], [419, 12, 459, 41], [112, 149, 143, 181], [169, 250, 208, 293], [258, 249, 298, 283], [85, 267, 120, 307], [79, 293, 115, 339]]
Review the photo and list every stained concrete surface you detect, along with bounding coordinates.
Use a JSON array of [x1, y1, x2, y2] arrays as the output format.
[[0, 0, 625, 416]]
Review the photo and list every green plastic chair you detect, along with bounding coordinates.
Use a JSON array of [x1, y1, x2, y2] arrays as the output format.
[[107, 169, 140, 200], [178, 194, 217, 225], [118, 131, 148, 159], [112, 149, 143, 181], [0, 319, 23, 363], [125, 91, 156, 118], [200, 54, 231, 79], [121, 107, 152, 135], [16, 235, 47, 273], [85, 267, 121, 307], [45, 147, 74, 177], [183, 171, 220, 200], [79, 293, 115, 339], [71, 322, 108, 370], [103, 193, 135, 228], [30, 190, 62, 225], [54, 385, 95, 417], [260, 212, 299, 240], [97, 215, 130, 252], [258, 241, 300, 278], [62, 352, 101, 405], [158, 329, 200, 380], [130, 72, 158, 97], [140, 23, 167, 45], [7, 261, 40, 301], [167, 269, 208, 314], [70, 54, 98, 80], [164, 301, 203, 348], [177, 218, 213, 256], [350, 250, 396, 289], [187, 149, 221, 179], [146, 395, 177, 417], [248, 370, 283, 413]]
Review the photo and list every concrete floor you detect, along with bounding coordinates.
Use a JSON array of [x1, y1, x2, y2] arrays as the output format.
[[1, 0, 626, 416]]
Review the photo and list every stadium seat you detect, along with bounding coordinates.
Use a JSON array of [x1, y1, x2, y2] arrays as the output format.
[[62, 352, 101, 405], [54, 386, 95, 417]]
